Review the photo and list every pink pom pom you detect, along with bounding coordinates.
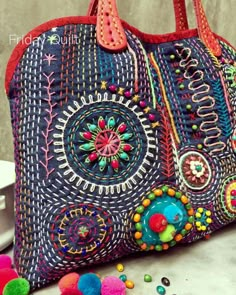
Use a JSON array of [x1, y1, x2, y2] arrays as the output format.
[[0, 268, 18, 294], [101, 276, 126, 295], [0, 255, 12, 269], [58, 272, 80, 292]]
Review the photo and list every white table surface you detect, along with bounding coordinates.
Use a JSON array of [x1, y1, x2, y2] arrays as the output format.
[[3, 223, 236, 295]]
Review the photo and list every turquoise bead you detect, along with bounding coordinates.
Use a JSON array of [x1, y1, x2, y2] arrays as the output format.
[[195, 164, 202, 172], [119, 274, 127, 282], [88, 124, 97, 131], [81, 143, 92, 150], [108, 117, 116, 128], [120, 152, 129, 160], [99, 160, 106, 168], [156, 285, 166, 295], [122, 133, 132, 140]]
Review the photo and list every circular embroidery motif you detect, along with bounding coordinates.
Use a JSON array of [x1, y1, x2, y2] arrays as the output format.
[[221, 177, 236, 217], [53, 93, 158, 194], [50, 204, 113, 257], [179, 151, 212, 190], [194, 207, 212, 231], [79, 116, 133, 172], [133, 185, 194, 251]]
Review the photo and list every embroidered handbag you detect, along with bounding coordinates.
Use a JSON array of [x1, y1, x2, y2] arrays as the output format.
[[5, 0, 236, 290]]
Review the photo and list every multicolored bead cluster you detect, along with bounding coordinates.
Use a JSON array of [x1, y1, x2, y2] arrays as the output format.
[[194, 208, 212, 231], [116, 262, 172, 294]]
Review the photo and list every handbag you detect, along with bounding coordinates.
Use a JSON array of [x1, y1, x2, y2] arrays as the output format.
[[5, 0, 236, 290]]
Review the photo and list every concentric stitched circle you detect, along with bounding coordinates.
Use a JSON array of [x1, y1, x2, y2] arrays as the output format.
[[179, 151, 212, 190], [53, 93, 158, 194], [49, 204, 113, 258], [65, 103, 146, 182]]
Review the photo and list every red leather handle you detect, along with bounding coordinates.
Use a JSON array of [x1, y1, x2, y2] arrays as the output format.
[[95, 0, 127, 51], [88, 0, 222, 56], [193, 0, 221, 56], [173, 0, 189, 31], [88, 0, 189, 32], [87, 0, 99, 15]]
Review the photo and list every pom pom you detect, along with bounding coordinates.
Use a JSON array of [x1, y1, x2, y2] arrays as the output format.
[[0, 268, 18, 294], [3, 278, 30, 295], [61, 288, 83, 295], [58, 272, 80, 292], [101, 276, 126, 295], [0, 255, 12, 269], [78, 273, 101, 295], [159, 224, 176, 243], [149, 213, 167, 233]]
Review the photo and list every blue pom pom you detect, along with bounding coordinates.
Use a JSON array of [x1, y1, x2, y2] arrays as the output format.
[[78, 273, 101, 295], [163, 204, 183, 224]]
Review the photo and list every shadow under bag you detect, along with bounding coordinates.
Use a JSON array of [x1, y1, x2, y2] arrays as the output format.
[[5, 0, 236, 290]]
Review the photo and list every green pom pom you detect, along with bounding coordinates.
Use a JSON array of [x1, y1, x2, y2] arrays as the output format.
[[3, 278, 30, 295], [159, 224, 176, 243]]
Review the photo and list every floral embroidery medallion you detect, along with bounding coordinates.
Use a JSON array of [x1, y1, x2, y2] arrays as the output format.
[[79, 116, 133, 172], [179, 151, 212, 190]]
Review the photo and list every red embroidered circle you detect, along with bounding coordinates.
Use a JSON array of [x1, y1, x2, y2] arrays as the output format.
[[95, 130, 121, 157]]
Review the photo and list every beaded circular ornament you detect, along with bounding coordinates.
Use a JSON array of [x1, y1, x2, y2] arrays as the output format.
[[133, 185, 194, 251], [179, 151, 212, 190], [49, 204, 113, 259]]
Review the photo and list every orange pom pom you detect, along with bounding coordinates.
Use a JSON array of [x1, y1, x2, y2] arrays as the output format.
[[58, 273, 80, 292]]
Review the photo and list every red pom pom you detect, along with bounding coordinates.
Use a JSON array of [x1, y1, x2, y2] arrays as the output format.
[[149, 213, 168, 233], [0, 268, 18, 294], [58, 273, 80, 292], [61, 288, 83, 295]]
